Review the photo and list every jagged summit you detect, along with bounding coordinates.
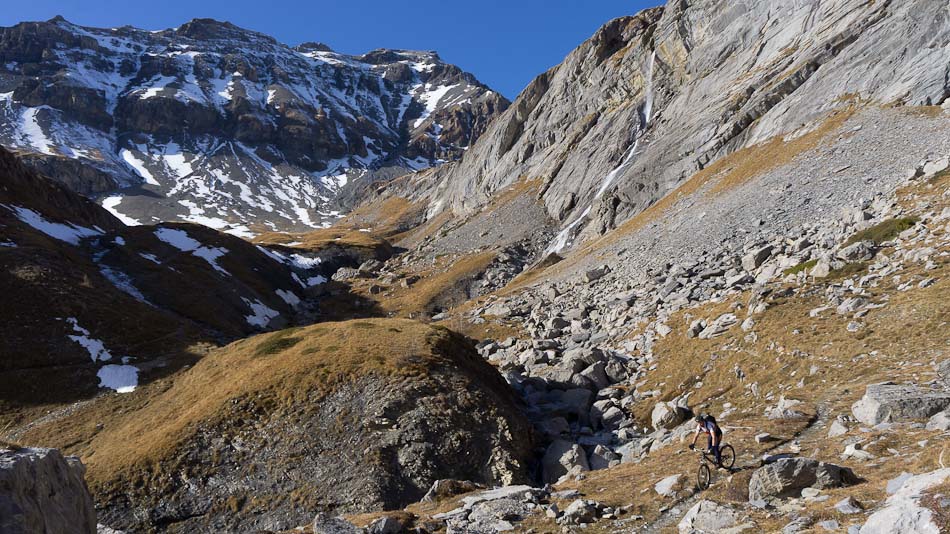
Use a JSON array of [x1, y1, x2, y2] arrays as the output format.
[[295, 41, 334, 53], [172, 17, 277, 42]]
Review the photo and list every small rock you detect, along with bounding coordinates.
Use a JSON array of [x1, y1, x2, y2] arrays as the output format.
[[742, 245, 774, 272], [834, 496, 862, 514], [842, 442, 875, 461], [583, 267, 608, 284], [559, 499, 600, 525], [827, 419, 849, 438]]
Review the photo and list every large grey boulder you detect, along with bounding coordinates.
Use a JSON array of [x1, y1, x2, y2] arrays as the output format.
[[0, 448, 96, 534], [742, 245, 774, 272], [541, 440, 590, 483], [837, 241, 876, 262], [748, 458, 858, 501], [652, 401, 690, 430], [851, 383, 950, 425], [559, 499, 602, 525], [860, 468, 950, 533], [678, 500, 744, 533]]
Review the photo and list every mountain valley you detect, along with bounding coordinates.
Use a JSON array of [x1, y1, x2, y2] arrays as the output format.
[[2, 1, 950, 534]]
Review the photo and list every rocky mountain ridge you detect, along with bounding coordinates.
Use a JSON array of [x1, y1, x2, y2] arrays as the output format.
[[401, 0, 950, 258], [0, 16, 507, 234]]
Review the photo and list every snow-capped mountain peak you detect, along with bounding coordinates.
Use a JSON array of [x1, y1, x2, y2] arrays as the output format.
[[0, 16, 508, 235]]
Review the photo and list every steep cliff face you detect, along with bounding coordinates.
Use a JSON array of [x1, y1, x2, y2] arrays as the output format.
[[0, 17, 507, 233], [424, 0, 950, 253], [0, 448, 96, 534]]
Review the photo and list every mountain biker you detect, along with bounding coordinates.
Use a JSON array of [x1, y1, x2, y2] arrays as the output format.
[[688, 413, 724, 468]]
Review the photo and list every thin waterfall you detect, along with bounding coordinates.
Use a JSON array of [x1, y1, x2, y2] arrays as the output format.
[[545, 50, 657, 255]]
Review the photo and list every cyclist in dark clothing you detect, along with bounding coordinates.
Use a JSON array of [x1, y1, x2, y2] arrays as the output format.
[[688, 414, 724, 468]]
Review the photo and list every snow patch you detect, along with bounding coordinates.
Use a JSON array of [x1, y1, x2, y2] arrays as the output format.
[[242, 298, 279, 327], [154, 227, 229, 274], [547, 206, 592, 254], [3, 204, 101, 245], [101, 196, 143, 226], [276, 289, 300, 306], [66, 318, 112, 362], [413, 83, 459, 128], [99, 265, 150, 303], [306, 275, 327, 286], [120, 148, 159, 186], [97, 364, 139, 393], [20, 107, 54, 155]]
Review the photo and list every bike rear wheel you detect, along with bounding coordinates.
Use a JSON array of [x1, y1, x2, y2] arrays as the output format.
[[697, 463, 711, 490]]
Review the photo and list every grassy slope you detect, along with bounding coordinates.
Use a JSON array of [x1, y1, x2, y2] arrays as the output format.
[[19, 319, 483, 492], [254, 228, 394, 257]]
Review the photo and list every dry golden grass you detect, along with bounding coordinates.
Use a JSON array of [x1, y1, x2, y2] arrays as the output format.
[[922, 479, 950, 532], [253, 228, 391, 253], [20, 319, 466, 492], [342, 195, 427, 240], [371, 251, 497, 318]]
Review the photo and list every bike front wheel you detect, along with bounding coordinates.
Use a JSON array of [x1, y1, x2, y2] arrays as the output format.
[[720, 444, 736, 469], [697, 463, 711, 490]]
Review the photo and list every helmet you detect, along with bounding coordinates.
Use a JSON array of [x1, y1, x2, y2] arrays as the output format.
[[695, 413, 706, 423]]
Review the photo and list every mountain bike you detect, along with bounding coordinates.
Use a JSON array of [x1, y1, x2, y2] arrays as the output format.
[[694, 443, 736, 490]]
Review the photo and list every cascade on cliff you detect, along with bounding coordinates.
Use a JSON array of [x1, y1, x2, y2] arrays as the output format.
[[548, 49, 657, 254]]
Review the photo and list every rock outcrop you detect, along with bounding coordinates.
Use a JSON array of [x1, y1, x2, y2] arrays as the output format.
[[748, 458, 859, 501], [0, 447, 96, 534], [860, 469, 950, 534], [852, 383, 950, 426], [78, 319, 533, 533]]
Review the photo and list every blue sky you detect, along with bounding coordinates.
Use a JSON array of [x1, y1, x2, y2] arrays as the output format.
[[0, 1, 660, 99]]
